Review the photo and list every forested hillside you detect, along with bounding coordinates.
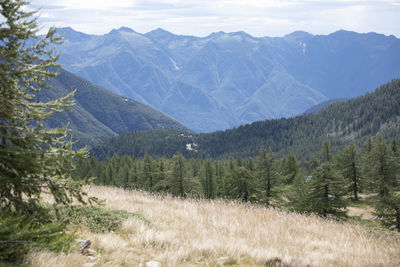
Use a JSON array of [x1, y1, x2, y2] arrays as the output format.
[[91, 79, 400, 161], [37, 68, 187, 147]]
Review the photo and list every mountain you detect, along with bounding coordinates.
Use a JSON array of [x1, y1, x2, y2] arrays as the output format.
[[37, 67, 187, 147], [90, 79, 400, 161], [54, 27, 400, 132]]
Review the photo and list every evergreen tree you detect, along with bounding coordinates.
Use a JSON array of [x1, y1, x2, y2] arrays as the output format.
[[0, 0, 87, 215], [214, 161, 225, 197], [373, 138, 400, 231], [375, 193, 400, 232], [306, 156, 320, 175], [229, 167, 255, 202], [169, 153, 186, 197], [338, 143, 361, 201], [281, 152, 299, 184], [368, 136, 397, 197], [257, 147, 278, 204], [321, 139, 332, 162], [143, 152, 153, 191], [307, 162, 347, 217], [203, 160, 214, 199]]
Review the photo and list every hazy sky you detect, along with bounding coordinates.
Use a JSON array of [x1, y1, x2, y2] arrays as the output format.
[[30, 0, 400, 37]]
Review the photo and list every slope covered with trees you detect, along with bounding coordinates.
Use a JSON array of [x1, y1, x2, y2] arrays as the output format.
[[91, 79, 400, 161], [75, 137, 400, 231], [37, 68, 187, 147]]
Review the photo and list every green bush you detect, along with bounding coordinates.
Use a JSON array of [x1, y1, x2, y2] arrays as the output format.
[[60, 205, 149, 233]]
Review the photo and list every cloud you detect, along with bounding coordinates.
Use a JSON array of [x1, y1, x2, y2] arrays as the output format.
[[30, 0, 400, 37]]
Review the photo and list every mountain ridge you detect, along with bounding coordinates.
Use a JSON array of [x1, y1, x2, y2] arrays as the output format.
[[37, 67, 188, 147], [54, 27, 400, 132], [90, 79, 400, 161]]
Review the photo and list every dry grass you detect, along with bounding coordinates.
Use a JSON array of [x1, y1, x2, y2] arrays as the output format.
[[29, 186, 400, 266]]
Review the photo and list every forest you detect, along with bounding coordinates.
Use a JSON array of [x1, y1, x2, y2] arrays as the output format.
[[91, 79, 400, 161], [75, 136, 400, 230]]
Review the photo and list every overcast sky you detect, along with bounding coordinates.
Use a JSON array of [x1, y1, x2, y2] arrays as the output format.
[[29, 0, 400, 37]]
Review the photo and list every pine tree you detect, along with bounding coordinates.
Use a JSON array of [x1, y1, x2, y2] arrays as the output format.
[[143, 152, 153, 191], [281, 152, 299, 184], [368, 136, 397, 197], [373, 138, 400, 231], [321, 139, 332, 162], [169, 153, 186, 197], [307, 162, 347, 217], [338, 143, 361, 201], [229, 166, 255, 202], [0, 0, 88, 215], [375, 193, 400, 232], [203, 160, 214, 199], [257, 147, 278, 204]]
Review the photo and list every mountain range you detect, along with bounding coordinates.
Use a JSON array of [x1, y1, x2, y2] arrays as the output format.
[[37, 68, 187, 147], [53, 27, 400, 132]]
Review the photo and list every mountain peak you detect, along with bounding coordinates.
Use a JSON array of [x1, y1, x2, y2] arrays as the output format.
[[116, 27, 136, 33], [55, 27, 91, 41], [208, 31, 226, 38], [284, 31, 313, 40], [146, 28, 176, 39]]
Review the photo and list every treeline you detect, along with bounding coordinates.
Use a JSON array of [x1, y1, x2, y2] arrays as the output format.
[[90, 79, 400, 161], [74, 136, 400, 231]]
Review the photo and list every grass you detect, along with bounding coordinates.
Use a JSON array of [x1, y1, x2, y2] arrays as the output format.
[[26, 185, 400, 266]]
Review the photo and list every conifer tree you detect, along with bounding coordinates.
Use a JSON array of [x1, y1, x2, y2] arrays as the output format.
[[203, 160, 214, 199], [143, 152, 153, 191], [321, 139, 332, 162], [338, 143, 361, 201], [281, 152, 299, 184], [257, 147, 278, 204], [0, 0, 87, 214], [229, 166, 255, 202], [375, 193, 400, 232], [169, 153, 186, 197], [373, 138, 400, 231], [307, 162, 347, 217], [367, 136, 397, 197]]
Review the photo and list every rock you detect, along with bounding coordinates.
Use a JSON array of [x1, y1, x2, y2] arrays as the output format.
[[146, 260, 161, 267], [264, 257, 311, 267], [87, 256, 96, 261], [87, 248, 97, 255], [217, 256, 229, 261]]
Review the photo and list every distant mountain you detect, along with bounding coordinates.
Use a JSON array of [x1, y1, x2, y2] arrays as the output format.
[[302, 98, 347, 114], [55, 27, 400, 132], [37, 68, 187, 147], [90, 80, 400, 161]]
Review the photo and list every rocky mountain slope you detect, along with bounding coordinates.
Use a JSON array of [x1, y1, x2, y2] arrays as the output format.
[[55, 27, 400, 132]]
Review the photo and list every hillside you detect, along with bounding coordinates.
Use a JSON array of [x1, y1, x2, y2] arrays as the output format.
[[26, 186, 400, 266], [53, 27, 400, 132], [37, 68, 187, 147], [302, 98, 347, 115], [91, 79, 400, 161]]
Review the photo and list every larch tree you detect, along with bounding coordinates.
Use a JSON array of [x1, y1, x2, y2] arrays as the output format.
[[0, 0, 88, 215], [257, 147, 278, 204], [338, 143, 361, 201]]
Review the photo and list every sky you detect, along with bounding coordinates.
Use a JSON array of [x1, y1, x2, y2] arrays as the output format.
[[29, 0, 400, 38]]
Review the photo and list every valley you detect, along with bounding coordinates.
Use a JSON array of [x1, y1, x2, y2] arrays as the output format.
[[54, 27, 400, 132]]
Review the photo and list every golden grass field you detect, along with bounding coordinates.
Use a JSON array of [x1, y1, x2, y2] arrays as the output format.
[[26, 186, 400, 267]]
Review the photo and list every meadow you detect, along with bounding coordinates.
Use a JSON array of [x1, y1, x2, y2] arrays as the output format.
[[25, 186, 400, 267]]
